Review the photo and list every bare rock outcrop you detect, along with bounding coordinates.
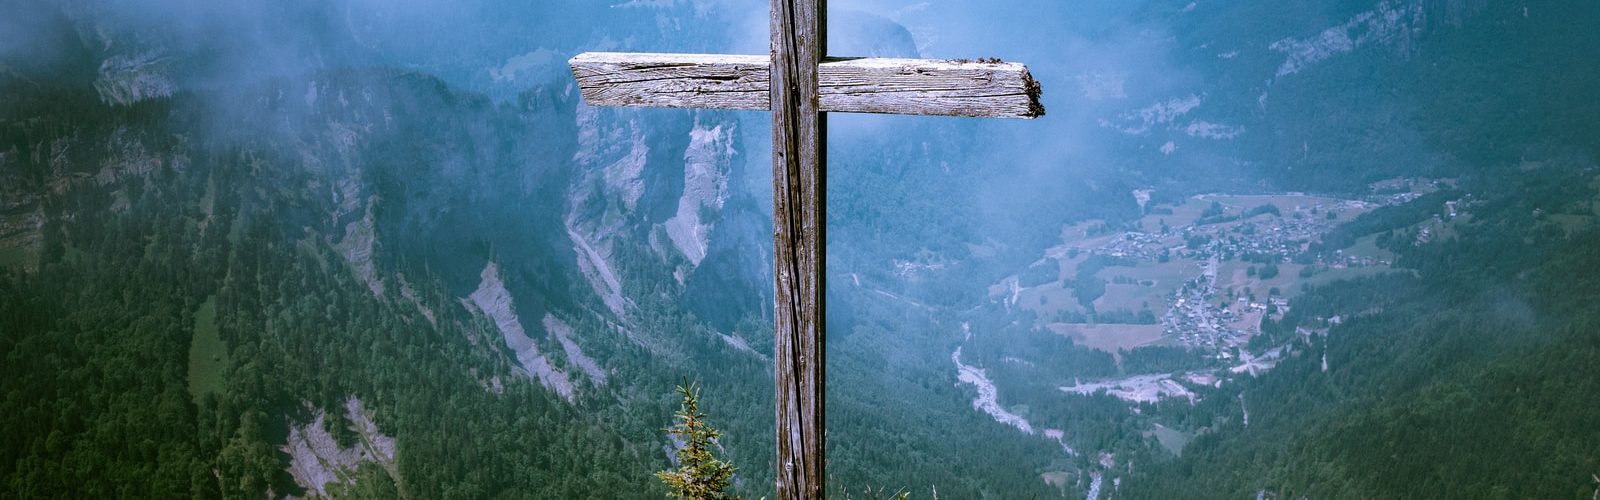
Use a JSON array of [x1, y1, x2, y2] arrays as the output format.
[[282, 397, 402, 498], [333, 197, 384, 298], [543, 314, 607, 386], [466, 262, 575, 402], [567, 105, 651, 319], [94, 51, 177, 106], [1270, 1, 1427, 79], [661, 120, 735, 268]]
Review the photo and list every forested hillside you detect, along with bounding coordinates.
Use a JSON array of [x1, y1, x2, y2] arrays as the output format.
[[0, 78, 680, 496], [1123, 163, 1600, 498], [1111, 3, 1600, 496]]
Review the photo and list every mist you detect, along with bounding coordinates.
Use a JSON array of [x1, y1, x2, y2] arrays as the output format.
[[3, 0, 1206, 182], [0, 0, 1416, 313]]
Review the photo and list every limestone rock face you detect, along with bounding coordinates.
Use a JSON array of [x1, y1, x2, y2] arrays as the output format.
[[334, 197, 384, 298], [544, 313, 608, 386], [1269, 1, 1428, 79], [282, 397, 402, 497], [661, 120, 736, 268], [566, 105, 649, 319], [94, 51, 176, 106], [467, 262, 575, 402]]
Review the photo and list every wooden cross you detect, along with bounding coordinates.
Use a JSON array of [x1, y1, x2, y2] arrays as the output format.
[[569, 2, 1042, 497]]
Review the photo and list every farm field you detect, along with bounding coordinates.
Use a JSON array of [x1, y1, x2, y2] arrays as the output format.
[[1046, 322, 1165, 355]]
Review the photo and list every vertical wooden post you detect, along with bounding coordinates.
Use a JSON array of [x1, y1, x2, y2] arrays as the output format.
[[771, 0, 825, 498]]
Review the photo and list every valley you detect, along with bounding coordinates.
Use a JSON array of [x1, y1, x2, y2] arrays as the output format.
[[944, 180, 1458, 495]]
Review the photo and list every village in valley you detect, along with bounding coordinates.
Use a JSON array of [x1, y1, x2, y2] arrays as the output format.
[[990, 179, 1451, 364], [947, 178, 1463, 494]]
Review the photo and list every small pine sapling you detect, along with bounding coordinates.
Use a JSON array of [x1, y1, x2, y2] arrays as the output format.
[[656, 381, 737, 499]]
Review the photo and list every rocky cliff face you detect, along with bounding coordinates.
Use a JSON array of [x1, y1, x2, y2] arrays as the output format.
[[334, 196, 384, 298], [0, 147, 45, 271], [566, 105, 647, 319], [1269, 1, 1427, 79], [281, 397, 402, 497], [565, 101, 746, 317], [0, 119, 178, 270], [94, 51, 176, 106], [467, 261, 576, 402], [661, 119, 736, 274]]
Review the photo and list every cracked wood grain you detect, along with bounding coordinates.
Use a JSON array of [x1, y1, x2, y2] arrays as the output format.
[[570, 52, 1045, 119], [770, 1, 824, 499]]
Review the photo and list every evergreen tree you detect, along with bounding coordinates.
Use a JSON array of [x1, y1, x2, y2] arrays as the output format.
[[656, 382, 737, 500]]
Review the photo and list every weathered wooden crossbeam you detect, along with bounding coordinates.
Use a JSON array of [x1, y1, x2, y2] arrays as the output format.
[[569, 52, 1045, 119]]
